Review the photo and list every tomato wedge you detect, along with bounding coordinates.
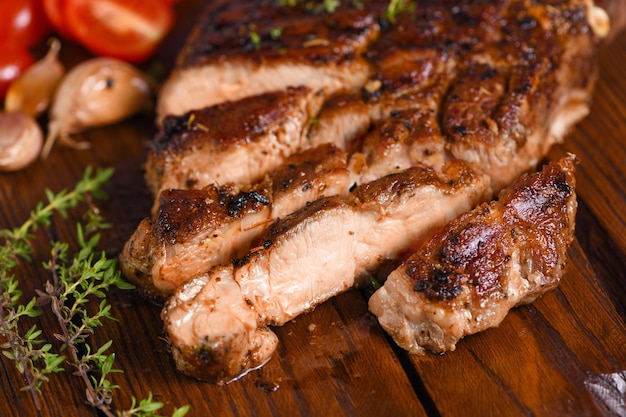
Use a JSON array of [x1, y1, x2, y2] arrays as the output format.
[[0, 0, 51, 46], [64, 0, 174, 63]]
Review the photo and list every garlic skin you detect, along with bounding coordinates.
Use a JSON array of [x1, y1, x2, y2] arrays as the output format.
[[42, 57, 154, 158], [0, 112, 44, 172], [4, 39, 65, 117]]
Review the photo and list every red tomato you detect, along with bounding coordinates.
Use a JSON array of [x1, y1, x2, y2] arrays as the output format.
[[42, 0, 76, 40], [63, 0, 174, 63], [0, 44, 35, 99], [0, 0, 51, 46]]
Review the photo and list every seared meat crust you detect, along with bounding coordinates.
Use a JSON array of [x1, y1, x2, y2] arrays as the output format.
[[310, 0, 607, 190], [369, 156, 578, 353]]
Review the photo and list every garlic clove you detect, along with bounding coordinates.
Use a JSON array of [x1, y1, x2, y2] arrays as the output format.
[[42, 57, 154, 159], [0, 112, 44, 172], [4, 39, 65, 117]]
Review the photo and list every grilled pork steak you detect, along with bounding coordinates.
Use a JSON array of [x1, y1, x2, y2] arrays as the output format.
[[369, 156, 577, 354], [123, 0, 613, 383], [121, 144, 350, 298], [163, 160, 491, 383], [124, 104, 456, 298]]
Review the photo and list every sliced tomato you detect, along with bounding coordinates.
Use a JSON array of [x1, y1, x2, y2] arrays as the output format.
[[42, 0, 76, 41], [0, 0, 51, 46], [0, 44, 35, 99], [63, 0, 174, 63]]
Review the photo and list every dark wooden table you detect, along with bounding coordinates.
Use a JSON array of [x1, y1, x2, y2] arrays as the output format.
[[1, 2, 625, 416]]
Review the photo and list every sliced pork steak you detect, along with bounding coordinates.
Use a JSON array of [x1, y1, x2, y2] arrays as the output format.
[[126, 0, 614, 383], [162, 160, 491, 383]]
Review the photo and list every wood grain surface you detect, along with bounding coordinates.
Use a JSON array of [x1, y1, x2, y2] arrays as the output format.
[[1, 1, 625, 416]]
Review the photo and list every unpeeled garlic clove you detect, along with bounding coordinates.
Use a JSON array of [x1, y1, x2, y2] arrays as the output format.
[[42, 57, 154, 159], [4, 39, 65, 117], [0, 111, 44, 171]]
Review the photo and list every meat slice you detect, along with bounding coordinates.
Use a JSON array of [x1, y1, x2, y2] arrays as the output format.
[[120, 144, 350, 298], [162, 160, 492, 383], [156, 0, 385, 120], [146, 86, 324, 204], [368, 156, 577, 354]]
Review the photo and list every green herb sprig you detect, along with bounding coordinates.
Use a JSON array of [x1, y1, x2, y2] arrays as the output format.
[[385, 0, 415, 22], [0, 167, 189, 417]]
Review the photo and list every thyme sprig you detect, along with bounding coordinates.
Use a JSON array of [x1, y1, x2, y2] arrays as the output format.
[[0, 167, 189, 417], [0, 167, 113, 408]]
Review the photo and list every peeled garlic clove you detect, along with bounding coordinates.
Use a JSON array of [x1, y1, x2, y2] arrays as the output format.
[[42, 57, 154, 159], [4, 39, 65, 117], [0, 112, 44, 171]]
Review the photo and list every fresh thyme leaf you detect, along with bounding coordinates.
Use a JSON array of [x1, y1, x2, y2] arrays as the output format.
[[385, 0, 415, 22], [250, 31, 261, 50], [270, 27, 283, 40]]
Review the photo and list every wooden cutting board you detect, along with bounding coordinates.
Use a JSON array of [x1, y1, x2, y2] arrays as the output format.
[[1, 2, 625, 416]]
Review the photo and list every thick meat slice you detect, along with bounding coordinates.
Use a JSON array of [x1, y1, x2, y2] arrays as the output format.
[[368, 156, 577, 354], [156, 0, 385, 120], [162, 160, 492, 383], [146, 86, 324, 204], [121, 144, 350, 298]]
